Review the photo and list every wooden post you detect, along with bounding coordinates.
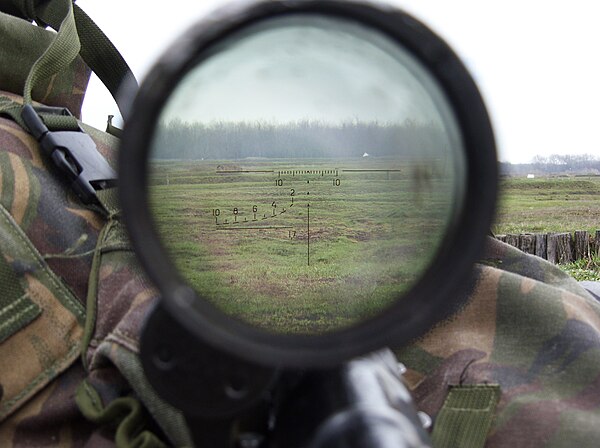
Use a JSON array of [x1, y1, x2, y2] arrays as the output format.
[[505, 234, 519, 248], [496, 235, 507, 243], [574, 231, 590, 260], [556, 232, 573, 264], [595, 230, 600, 257], [519, 234, 536, 255], [547, 233, 558, 264], [535, 233, 547, 259]]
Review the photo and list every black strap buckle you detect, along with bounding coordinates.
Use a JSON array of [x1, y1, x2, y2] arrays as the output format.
[[21, 105, 117, 206]]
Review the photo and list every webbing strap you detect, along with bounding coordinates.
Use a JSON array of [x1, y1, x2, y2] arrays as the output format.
[[0, 96, 27, 128], [80, 219, 112, 370], [96, 188, 121, 219], [6, 0, 137, 121], [23, 0, 79, 106], [3, 0, 86, 130], [431, 385, 500, 448], [0, 95, 120, 219], [0, 248, 41, 343], [72, 4, 136, 116], [0, 91, 80, 133]]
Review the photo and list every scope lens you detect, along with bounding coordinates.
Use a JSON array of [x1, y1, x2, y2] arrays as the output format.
[[146, 15, 466, 335]]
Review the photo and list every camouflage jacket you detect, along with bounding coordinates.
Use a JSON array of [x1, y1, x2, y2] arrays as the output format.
[[2, 5, 600, 448], [396, 238, 600, 447], [0, 9, 191, 447]]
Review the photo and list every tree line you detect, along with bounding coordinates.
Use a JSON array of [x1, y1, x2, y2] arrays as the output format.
[[531, 154, 600, 173], [151, 119, 449, 160], [501, 154, 600, 176]]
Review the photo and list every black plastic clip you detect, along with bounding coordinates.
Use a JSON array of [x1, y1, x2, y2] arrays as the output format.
[[21, 105, 117, 206]]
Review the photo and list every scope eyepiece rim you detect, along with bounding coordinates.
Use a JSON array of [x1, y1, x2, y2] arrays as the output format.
[[120, 0, 498, 368]]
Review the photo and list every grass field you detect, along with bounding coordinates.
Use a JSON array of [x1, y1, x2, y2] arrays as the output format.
[[493, 175, 600, 281], [148, 167, 599, 332], [493, 176, 600, 235], [148, 158, 455, 334]]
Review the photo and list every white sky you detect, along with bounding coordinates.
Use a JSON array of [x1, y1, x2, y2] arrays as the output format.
[[161, 18, 446, 124], [77, 0, 600, 163]]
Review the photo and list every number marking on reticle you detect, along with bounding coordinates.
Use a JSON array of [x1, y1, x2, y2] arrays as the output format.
[[213, 167, 401, 266]]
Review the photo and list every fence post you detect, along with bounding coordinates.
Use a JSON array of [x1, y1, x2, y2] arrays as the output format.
[[496, 230, 598, 262], [574, 231, 590, 261], [547, 233, 558, 264], [505, 234, 519, 248], [556, 232, 573, 264], [519, 234, 536, 255], [534, 233, 547, 259]]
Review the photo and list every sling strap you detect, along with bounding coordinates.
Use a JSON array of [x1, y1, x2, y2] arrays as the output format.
[[431, 385, 500, 448], [1, 0, 136, 122]]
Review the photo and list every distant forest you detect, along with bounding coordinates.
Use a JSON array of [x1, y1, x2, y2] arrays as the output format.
[[501, 154, 600, 176], [151, 119, 450, 160]]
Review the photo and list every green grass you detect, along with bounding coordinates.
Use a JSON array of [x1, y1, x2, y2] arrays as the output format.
[[148, 167, 600, 333], [493, 176, 600, 235], [493, 175, 600, 279], [561, 257, 600, 282], [148, 158, 455, 334]]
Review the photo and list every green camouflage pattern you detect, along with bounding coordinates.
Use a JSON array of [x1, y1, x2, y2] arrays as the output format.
[[0, 90, 190, 445], [0, 363, 108, 446], [3, 93, 600, 445], [396, 237, 600, 447], [81, 218, 192, 446], [3, 9, 600, 445], [0, 11, 91, 119], [0, 6, 188, 446], [0, 108, 87, 422]]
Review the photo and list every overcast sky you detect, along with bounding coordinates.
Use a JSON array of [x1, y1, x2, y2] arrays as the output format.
[[160, 18, 447, 125], [77, 0, 600, 163]]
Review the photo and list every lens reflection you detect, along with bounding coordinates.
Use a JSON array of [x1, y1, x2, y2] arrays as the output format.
[[147, 15, 465, 334]]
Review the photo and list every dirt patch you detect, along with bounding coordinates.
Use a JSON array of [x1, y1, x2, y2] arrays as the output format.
[[346, 230, 370, 242], [249, 280, 288, 299]]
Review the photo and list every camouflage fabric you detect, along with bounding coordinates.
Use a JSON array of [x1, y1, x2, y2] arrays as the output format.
[[0, 10, 90, 119], [0, 91, 192, 446], [396, 237, 600, 447], [1, 89, 200, 447], [2, 83, 600, 445], [3, 5, 600, 447], [0, 7, 192, 445]]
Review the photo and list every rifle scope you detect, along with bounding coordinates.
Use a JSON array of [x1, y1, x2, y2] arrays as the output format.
[[120, 0, 497, 369]]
